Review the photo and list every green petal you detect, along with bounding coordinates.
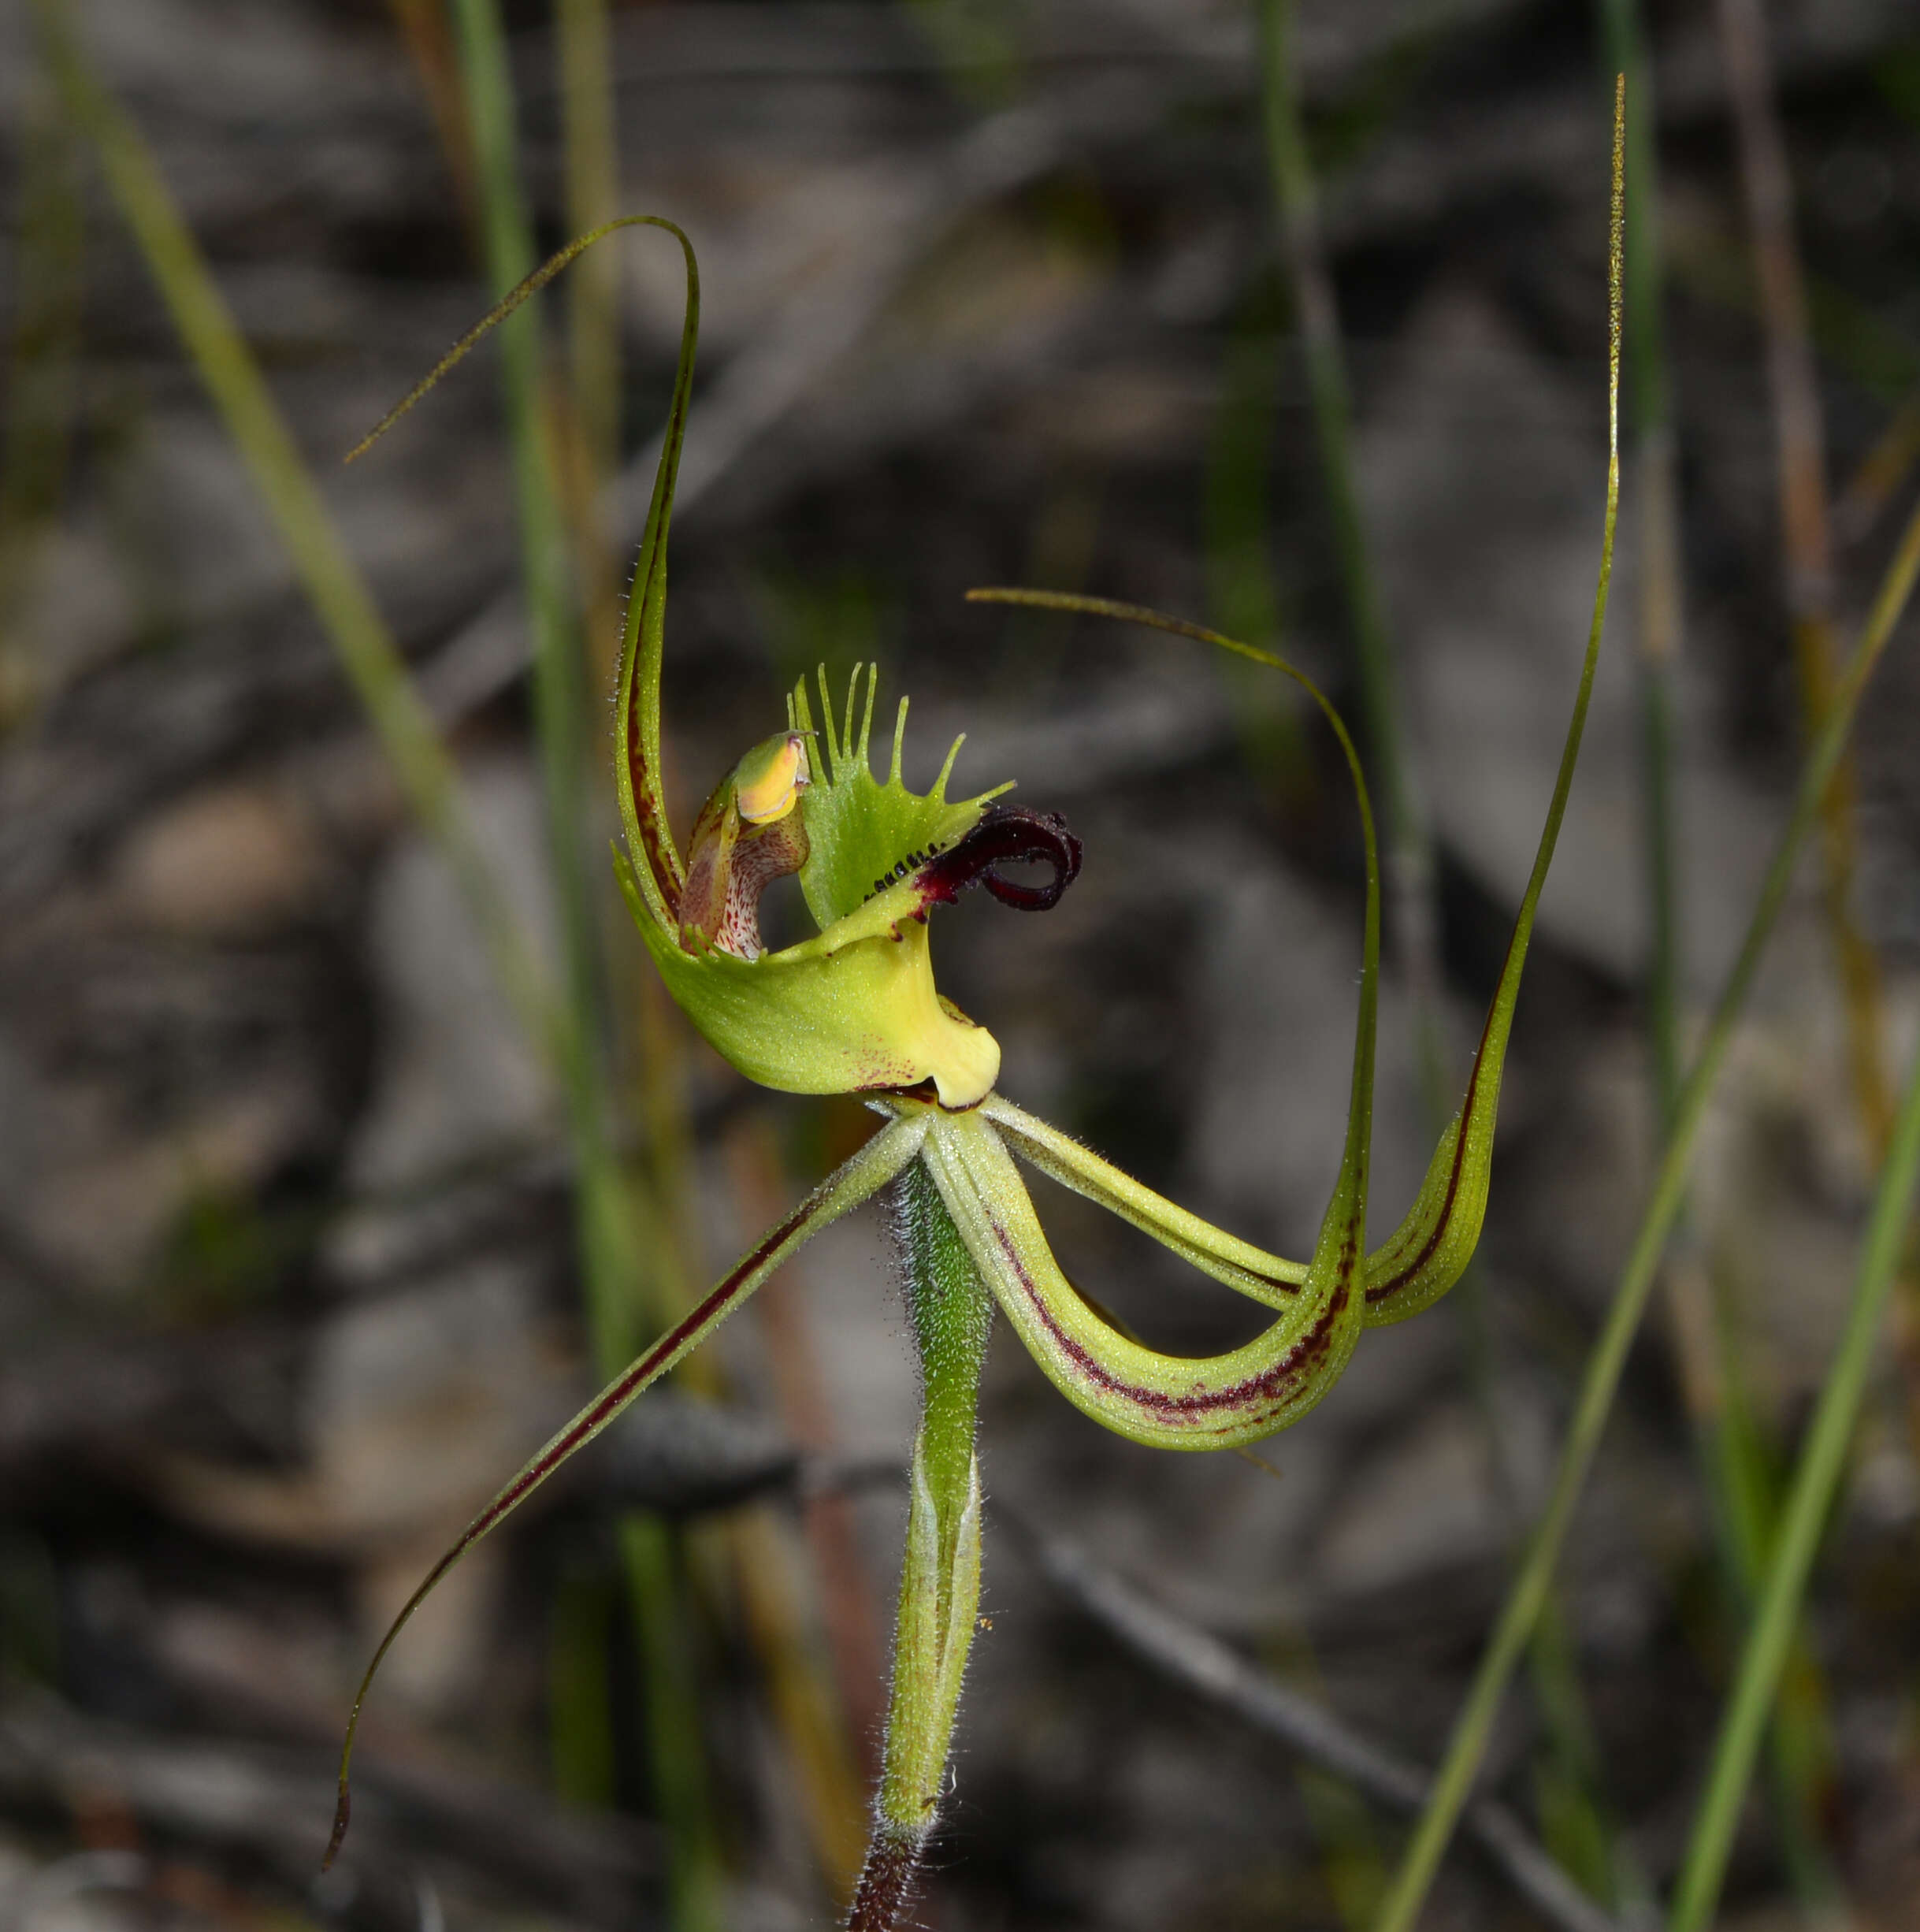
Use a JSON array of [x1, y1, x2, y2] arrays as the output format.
[[978, 1094, 1305, 1308]]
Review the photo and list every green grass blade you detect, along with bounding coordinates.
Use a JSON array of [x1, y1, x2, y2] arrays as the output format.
[[1204, 308, 1306, 790], [1599, 5, 1840, 1898], [1370, 470, 1920, 1932], [444, 9, 722, 1926], [448, 0, 633, 1351], [0, 60, 86, 726], [35, 0, 557, 1061], [1666, 1031, 1920, 1926], [557, 0, 620, 485], [1254, 0, 1414, 863], [449, 0, 597, 1048]]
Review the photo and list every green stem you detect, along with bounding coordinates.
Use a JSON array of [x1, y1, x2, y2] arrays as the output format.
[[1669, 1028, 1920, 1929], [447, 9, 720, 1926], [1205, 310, 1306, 791], [548, 1558, 618, 1807], [35, 0, 556, 1060], [622, 1514, 726, 1930], [0, 58, 85, 726], [1254, 0, 1415, 865], [448, 0, 607, 1202], [555, 0, 619, 486], [1371, 487, 1920, 1932], [1255, 0, 1446, 1073], [1599, 8, 1840, 1896], [847, 1160, 993, 1932], [1638, 622, 1682, 1120]]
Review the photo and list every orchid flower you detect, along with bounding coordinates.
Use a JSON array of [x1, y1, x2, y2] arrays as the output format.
[[326, 211, 1617, 1932]]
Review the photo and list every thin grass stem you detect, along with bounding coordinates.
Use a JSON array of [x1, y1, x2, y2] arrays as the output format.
[[1253, 0, 1416, 871], [553, 0, 628, 700], [1835, 381, 1920, 549], [448, 0, 605, 1180], [445, 6, 722, 1926], [1261, 3, 1625, 1883], [35, 0, 557, 1065], [1668, 1026, 1920, 1929], [1371, 480, 1920, 1932], [0, 58, 86, 730], [548, 1562, 618, 1807], [1205, 306, 1307, 793], [1598, 0, 1837, 1896], [384, 0, 478, 238], [1254, 0, 1450, 1109], [1714, 0, 1909, 1398], [556, 0, 619, 489]]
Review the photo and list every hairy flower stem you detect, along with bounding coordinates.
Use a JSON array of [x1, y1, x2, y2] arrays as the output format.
[[848, 1161, 993, 1930]]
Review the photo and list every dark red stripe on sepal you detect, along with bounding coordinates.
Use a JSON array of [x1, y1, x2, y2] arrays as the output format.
[[323, 1194, 814, 1872]]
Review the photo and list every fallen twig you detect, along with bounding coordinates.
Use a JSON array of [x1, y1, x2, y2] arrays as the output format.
[[998, 1509, 1630, 1932]]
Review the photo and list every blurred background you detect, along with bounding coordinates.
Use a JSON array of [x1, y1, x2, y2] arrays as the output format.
[[2, 1, 1919, 1928]]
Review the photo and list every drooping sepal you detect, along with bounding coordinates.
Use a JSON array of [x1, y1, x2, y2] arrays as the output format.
[[1360, 897, 1553, 1325], [923, 1109, 1369, 1450], [324, 1113, 928, 1871], [961, 585, 1605, 1339]]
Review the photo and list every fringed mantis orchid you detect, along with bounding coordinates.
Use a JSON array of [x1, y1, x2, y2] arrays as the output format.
[[325, 139, 1621, 1923]]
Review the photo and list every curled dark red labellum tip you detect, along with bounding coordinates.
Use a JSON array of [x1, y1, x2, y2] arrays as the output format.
[[916, 804, 1081, 915]]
